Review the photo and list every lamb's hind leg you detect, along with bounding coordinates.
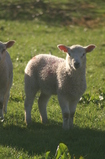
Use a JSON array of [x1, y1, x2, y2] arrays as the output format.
[[38, 93, 50, 124], [24, 75, 38, 124], [25, 91, 36, 124]]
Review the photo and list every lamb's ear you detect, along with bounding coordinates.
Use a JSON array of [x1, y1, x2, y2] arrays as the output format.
[[85, 44, 96, 53], [57, 44, 68, 53], [5, 40, 15, 49]]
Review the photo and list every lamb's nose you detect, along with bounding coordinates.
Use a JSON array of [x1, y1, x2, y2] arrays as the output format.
[[74, 61, 80, 69]]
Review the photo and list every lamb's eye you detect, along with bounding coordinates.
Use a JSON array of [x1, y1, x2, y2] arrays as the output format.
[[68, 53, 70, 56], [2, 49, 5, 54], [81, 53, 85, 58], [68, 53, 71, 56]]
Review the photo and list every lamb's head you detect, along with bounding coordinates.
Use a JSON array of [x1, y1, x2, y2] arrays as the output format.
[[0, 40, 15, 62], [57, 44, 96, 70]]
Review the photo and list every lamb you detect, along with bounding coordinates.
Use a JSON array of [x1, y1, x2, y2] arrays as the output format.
[[0, 40, 15, 121], [24, 44, 95, 129]]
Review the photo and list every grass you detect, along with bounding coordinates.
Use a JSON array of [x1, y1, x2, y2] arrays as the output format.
[[0, 0, 105, 158]]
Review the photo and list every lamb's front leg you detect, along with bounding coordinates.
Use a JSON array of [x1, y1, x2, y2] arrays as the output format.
[[69, 101, 78, 128], [3, 78, 13, 114], [58, 94, 70, 130], [3, 89, 10, 114]]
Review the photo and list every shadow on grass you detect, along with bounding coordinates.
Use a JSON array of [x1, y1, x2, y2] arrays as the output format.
[[0, 120, 105, 158], [0, 0, 104, 27]]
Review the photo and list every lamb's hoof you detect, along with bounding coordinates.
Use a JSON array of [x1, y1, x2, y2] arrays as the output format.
[[0, 117, 4, 122], [62, 122, 71, 130], [63, 125, 70, 130], [25, 118, 32, 125], [41, 118, 48, 124], [4, 107, 7, 113]]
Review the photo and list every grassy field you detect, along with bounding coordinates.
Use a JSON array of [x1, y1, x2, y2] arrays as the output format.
[[0, 0, 105, 158]]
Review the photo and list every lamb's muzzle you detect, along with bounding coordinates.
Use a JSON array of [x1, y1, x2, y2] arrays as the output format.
[[74, 60, 80, 69]]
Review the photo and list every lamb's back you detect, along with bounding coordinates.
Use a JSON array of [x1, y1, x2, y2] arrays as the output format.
[[25, 54, 65, 95]]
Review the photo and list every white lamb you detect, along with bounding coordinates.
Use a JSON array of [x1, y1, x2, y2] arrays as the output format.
[[24, 44, 95, 129], [0, 40, 15, 121]]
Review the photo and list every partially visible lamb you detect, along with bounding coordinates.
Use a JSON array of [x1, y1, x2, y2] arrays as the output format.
[[24, 44, 95, 129], [0, 40, 15, 121]]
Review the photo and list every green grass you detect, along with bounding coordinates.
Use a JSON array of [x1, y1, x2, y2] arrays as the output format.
[[0, 0, 105, 158]]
